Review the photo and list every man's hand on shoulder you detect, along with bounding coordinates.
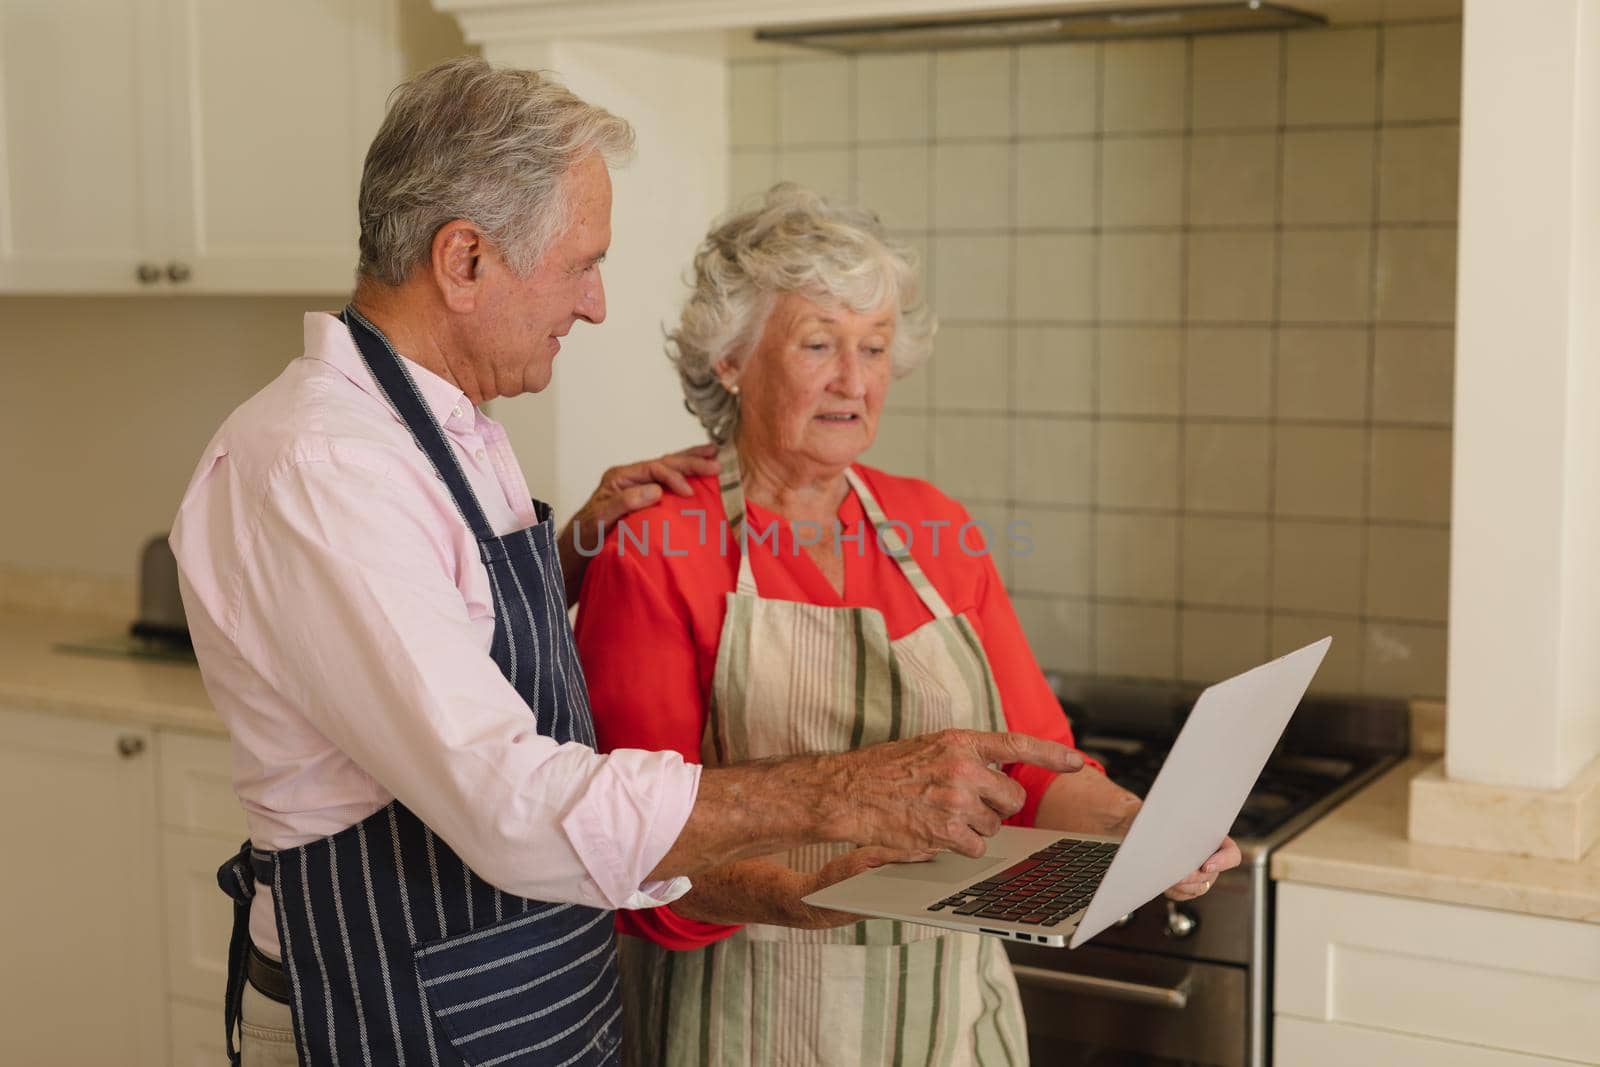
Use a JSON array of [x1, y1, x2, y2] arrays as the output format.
[[557, 443, 720, 606]]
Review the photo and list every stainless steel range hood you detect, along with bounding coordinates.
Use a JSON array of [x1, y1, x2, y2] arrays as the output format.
[[755, 2, 1325, 52]]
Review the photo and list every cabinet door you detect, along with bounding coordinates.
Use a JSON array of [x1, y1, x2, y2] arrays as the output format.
[[159, 0, 398, 293], [0, 708, 166, 1066], [0, 0, 171, 292]]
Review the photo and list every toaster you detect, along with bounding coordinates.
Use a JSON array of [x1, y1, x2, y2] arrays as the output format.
[[129, 533, 190, 646]]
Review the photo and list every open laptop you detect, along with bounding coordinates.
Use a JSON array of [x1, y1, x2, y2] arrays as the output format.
[[803, 637, 1331, 948]]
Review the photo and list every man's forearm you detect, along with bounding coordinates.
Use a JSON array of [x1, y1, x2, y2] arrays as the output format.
[[647, 755, 845, 881], [665, 859, 815, 927]]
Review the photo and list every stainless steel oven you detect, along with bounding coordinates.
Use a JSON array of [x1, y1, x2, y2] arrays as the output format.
[[1008, 677, 1408, 1066]]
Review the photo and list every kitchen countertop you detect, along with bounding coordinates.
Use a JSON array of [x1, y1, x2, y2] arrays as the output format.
[[0, 609, 224, 737], [1272, 755, 1600, 923]]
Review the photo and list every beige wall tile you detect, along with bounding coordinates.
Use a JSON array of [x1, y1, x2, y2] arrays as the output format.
[[856, 145, 930, 231], [1014, 327, 1094, 414], [1369, 427, 1452, 523], [1098, 420, 1181, 509], [1364, 621, 1446, 698], [1272, 520, 1363, 614], [1103, 39, 1187, 133], [1015, 140, 1096, 229], [1015, 417, 1094, 506], [1379, 126, 1460, 223], [1373, 326, 1454, 424], [1281, 130, 1376, 225], [1018, 42, 1098, 136], [778, 57, 851, 145], [1181, 608, 1270, 682], [1188, 133, 1278, 226], [1185, 327, 1272, 418], [1375, 228, 1457, 323], [1185, 423, 1270, 513], [1011, 509, 1092, 596], [730, 62, 778, 148], [1285, 28, 1378, 126], [776, 148, 852, 204], [932, 412, 1010, 501], [885, 360, 931, 412], [730, 150, 777, 208], [1366, 524, 1450, 622], [855, 52, 931, 142], [865, 411, 930, 478], [1275, 425, 1366, 518], [1192, 33, 1282, 131], [1099, 327, 1181, 416], [1382, 22, 1462, 122], [934, 141, 1011, 230], [1013, 595, 1092, 673], [1096, 513, 1178, 599], [931, 325, 1007, 411], [1271, 614, 1364, 694], [933, 235, 1010, 320], [1279, 230, 1372, 324], [1187, 231, 1276, 323], [1016, 234, 1096, 321], [1099, 233, 1182, 322], [1096, 602, 1178, 680], [1276, 327, 1369, 420], [935, 48, 1013, 138], [1182, 516, 1270, 607], [1101, 136, 1184, 227]]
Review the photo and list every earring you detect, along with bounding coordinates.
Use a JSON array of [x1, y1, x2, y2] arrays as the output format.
[[727, 383, 741, 396]]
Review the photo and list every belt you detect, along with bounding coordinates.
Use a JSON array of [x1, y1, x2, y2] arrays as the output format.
[[246, 945, 292, 1006]]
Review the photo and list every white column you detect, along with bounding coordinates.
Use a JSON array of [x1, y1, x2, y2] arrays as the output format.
[[1446, 0, 1600, 792], [475, 36, 728, 519]]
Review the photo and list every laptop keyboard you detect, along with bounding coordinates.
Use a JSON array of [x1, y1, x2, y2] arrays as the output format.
[[926, 838, 1117, 927]]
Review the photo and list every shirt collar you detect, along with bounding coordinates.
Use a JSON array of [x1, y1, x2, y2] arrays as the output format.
[[302, 311, 477, 432]]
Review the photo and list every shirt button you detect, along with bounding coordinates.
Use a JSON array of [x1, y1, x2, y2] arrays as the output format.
[[475, 449, 486, 461], [453, 403, 465, 420]]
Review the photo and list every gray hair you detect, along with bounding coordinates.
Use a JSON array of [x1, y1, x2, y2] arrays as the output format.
[[357, 57, 634, 286], [669, 184, 936, 444]]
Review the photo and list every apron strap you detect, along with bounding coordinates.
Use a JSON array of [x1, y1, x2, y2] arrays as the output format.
[[717, 445, 955, 618], [716, 444, 759, 596], [844, 467, 954, 620], [341, 305, 499, 545], [216, 840, 264, 1067]]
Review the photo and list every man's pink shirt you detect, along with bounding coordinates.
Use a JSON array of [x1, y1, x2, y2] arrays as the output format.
[[171, 312, 699, 956]]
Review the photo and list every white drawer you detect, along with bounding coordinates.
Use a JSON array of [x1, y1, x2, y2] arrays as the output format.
[[162, 830, 245, 1005], [158, 731, 246, 838], [1275, 1016, 1578, 1067], [1275, 883, 1600, 1064]]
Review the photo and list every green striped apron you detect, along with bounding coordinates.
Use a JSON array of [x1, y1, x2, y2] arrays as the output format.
[[620, 445, 1029, 1067]]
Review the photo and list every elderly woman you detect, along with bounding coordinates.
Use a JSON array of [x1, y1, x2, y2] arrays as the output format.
[[574, 184, 1239, 1066]]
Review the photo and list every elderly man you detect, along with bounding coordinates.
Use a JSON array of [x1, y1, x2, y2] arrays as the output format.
[[172, 57, 1079, 1067]]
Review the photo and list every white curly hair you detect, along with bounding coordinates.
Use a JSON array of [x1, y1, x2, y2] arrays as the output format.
[[668, 183, 936, 444]]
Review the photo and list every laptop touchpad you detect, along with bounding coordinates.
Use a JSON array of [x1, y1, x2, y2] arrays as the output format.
[[868, 851, 1004, 884]]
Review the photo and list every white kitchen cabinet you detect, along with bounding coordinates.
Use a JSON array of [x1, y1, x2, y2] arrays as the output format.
[[0, 0, 399, 294], [0, 707, 166, 1066], [1275, 882, 1600, 1065]]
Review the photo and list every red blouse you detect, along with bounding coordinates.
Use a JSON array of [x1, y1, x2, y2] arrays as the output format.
[[573, 464, 1091, 950]]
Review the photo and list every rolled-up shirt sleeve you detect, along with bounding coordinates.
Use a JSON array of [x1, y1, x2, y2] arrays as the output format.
[[233, 442, 699, 910]]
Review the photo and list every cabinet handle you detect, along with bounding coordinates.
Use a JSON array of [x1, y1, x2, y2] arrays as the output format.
[[166, 261, 192, 284], [116, 735, 147, 759], [136, 262, 162, 285]]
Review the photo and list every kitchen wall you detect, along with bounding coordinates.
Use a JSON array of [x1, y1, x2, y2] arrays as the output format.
[[728, 19, 1461, 698], [0, 0, 470, 590]]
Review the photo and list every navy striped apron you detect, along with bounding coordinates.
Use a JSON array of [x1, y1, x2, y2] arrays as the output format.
[[217, 307, 621, 1067]]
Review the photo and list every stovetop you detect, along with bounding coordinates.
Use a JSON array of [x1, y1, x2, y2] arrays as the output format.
[[1049, 672, 1411, 853], [1076, 734, 1388, 841]]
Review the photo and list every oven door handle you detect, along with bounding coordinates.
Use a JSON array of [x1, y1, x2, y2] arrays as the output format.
[[1009, 964, 1192, 1010]]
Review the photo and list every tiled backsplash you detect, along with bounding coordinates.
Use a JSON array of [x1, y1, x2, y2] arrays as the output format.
[[728, 20, 1460, 699]]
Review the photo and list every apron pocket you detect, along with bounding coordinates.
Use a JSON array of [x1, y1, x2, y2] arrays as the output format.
[[412, 903, 622, 1066]]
